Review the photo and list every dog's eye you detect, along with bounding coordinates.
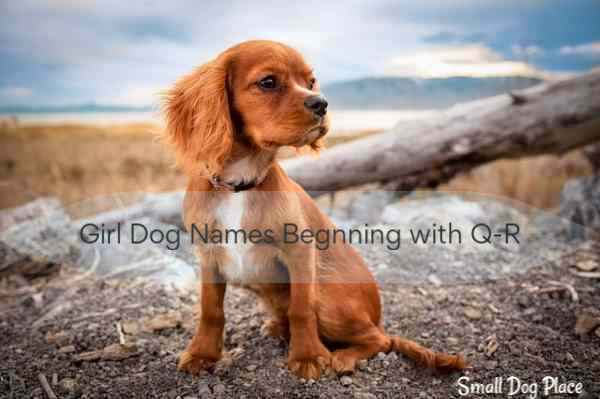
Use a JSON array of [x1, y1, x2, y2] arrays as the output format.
[[257, 75, 278, 90], [308, 78, 316, 90]]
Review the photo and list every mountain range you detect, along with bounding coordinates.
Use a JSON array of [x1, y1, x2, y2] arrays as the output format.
[[0, 76, 543, 114], [0, 103, 153, 114], [321, 76, 542, 109]]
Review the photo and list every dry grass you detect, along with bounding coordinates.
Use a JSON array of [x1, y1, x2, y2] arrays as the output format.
[[0, 123, 593, 210], [0, 123, 183, 209], [440, 152, 593, 209]]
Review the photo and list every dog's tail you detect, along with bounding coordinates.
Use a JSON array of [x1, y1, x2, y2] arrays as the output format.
[[388, 335, 467, 372]]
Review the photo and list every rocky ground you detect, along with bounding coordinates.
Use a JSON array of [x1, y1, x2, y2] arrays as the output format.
[[1, 243, 599, 398], [1, 176, 600, 398]]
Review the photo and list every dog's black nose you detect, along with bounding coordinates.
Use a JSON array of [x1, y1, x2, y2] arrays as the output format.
[[304, 94, 328, 117]]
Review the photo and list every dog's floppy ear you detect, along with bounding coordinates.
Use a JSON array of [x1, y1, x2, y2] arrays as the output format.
[[163, 54, 234, 176]]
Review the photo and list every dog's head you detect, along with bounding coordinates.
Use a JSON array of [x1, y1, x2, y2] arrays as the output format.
[[164, 40, 329, 175]]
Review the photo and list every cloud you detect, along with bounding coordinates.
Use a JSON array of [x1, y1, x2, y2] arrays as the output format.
[[0, 87, 33, 98], [559, 42, 600, 57], [511, 44, 544, 58], [385, 44, 548, 78], [1, 1, 598, 106], [422, 31, 489, 45]]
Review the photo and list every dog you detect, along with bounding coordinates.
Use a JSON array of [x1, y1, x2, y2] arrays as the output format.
[[163, 40, 466, 379]]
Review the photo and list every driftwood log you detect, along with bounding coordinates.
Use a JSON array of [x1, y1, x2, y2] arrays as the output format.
[[283, 70, 600, 192]]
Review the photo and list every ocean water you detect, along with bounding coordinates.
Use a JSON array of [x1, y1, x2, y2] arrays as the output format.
[[12, 109, 437, 133]]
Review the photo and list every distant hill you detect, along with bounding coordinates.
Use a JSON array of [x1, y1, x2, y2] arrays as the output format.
[[322, 76, 542, 110], [0, 103, 153, 114], [0, 77, 543, 114]]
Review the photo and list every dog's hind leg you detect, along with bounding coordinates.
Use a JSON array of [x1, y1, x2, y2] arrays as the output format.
[[331, 327, 392, 374]]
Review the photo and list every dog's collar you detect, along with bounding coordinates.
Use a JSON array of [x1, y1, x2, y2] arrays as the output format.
[[210, 174, 259, 192]]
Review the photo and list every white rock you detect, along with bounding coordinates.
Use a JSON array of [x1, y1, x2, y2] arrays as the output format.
[[340, 376, 353, 386]]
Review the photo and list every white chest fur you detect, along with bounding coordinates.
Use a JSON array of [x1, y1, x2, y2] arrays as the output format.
[[214, 192, 256, 284]]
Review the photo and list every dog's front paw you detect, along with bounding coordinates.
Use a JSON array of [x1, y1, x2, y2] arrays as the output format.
[[288, 354, 331, 379], [331, 350, 358, 375], [177, 351, 220, 375]]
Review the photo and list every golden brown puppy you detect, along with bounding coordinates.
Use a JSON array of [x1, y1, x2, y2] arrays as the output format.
[[164, 40, 465, 379]]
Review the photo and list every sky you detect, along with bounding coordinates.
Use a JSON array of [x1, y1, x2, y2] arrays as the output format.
[[1, 0, 599, 107]]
